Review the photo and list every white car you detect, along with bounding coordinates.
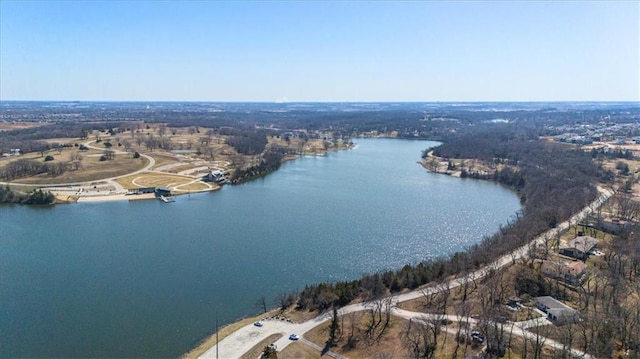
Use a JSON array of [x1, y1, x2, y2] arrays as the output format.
[[253, 321, 263, 327], [289, 333, 299, 340]]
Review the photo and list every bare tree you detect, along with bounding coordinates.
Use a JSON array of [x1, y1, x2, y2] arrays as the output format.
[[343, 311, 362, 350], [144, 135, 158, 151], [529, 319, 549, 359], [103, 149, 115, 160], [254, 296, 267, 313], [157, 125, 167, 138], [275, 291, 296, 309], [558, 323, 577, 359], [400, 319, 436, 359], [452, 299, 473, 359]]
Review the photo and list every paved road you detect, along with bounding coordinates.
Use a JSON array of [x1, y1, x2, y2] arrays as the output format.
[[200, 186, 613, 358]]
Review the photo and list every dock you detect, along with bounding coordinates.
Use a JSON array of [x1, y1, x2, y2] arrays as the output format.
[[159, 195, 175, 203]]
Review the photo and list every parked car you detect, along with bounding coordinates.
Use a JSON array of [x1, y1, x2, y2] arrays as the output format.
[[254, 321, 263, 327]]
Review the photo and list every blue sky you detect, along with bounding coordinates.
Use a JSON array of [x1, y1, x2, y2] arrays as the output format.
[[0, 1, 638, 102]]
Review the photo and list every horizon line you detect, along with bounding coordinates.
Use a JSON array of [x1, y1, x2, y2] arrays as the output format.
[[1, 100, 639, 104]]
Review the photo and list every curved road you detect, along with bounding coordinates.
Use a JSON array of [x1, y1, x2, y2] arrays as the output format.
[[0, 140, 156, 190], [200, 187, 612, 359]]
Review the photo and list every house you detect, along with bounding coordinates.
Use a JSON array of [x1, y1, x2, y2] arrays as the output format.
[[203, 170, 225, 183], [129, 187, 157, 195], [154, 187, 172, 197], [2, 148, 21, 157], [127, 187, 172, 197], [542, 260, 587, 285], [534, 296, 580, 325], [559, 236, 597, 260]]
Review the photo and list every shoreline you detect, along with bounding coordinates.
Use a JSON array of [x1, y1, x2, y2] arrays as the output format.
[[56, 188, 219, 204], [189, 185, 613, 358], [13, 144, 356, 205], [181, 308, 282, 359]]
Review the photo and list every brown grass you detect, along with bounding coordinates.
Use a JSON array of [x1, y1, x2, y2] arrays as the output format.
[[172, 182, 216, 192], [303, 314, 406, 358], [0, 122, 49, 131], [133, 174, 191, 187], [11, 155, 148, 184], [278, 342, 324, 359], [302, 314, 491, 359], [164, 164, 198, 174], [147, 152, 181, 168], [114, 173, 194, 189], [239, 333, 282, 359]]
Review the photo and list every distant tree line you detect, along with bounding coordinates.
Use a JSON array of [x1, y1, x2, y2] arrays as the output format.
[[0, 122, 127, 154], [589, 147, 634, 160]]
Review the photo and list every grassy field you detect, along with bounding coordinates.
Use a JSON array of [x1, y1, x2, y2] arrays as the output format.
[[304, 315, 408, 358], [148, 152, 182, 169], [11, 154, 148, 184], [279, 341, 324, 359], [172, 182, 216, 192], [114, 172, 197, 189]]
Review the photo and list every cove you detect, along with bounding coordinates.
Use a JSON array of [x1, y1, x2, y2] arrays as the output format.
[[0, 138, 521, 357]]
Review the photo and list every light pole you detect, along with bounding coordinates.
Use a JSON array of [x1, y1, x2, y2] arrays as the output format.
[[215, 312, 219, 359]]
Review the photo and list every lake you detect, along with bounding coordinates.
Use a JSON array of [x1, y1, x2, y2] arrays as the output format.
[[0, 138, 521, 357]]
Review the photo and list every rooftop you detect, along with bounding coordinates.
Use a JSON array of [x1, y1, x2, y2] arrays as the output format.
[[560, 235, 597, 253], [535, 296, 577, 312]]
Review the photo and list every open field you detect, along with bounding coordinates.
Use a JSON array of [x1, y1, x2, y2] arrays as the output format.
[[172, 182, 216, 192], [129, 173, 193, 188], [148, 152, 183, 169], [279, 341, 324, 359], [11, 154, 148, 184], [0, 122, 50, 131]]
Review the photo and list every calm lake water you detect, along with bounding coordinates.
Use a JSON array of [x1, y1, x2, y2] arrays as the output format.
[[0, 138, 521, 357]]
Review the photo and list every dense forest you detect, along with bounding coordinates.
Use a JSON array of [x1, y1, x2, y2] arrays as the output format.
[[0, 186, 55, 204]]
